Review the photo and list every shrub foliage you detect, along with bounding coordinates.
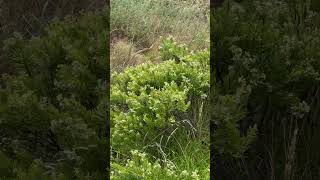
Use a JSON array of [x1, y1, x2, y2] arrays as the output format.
[[111, 37, 210, 179], [0, 8, 109, 179], [211, 0, 320, 179]]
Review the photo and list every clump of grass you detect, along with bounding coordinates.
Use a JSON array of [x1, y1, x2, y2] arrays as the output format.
[[111, 40, 145, 72], [167, 130, 209, 177], [111, 0, 209, 50]]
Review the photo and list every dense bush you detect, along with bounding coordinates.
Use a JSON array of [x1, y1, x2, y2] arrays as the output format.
[[0, 0, 105, 37], [0, 7, 109, 179], [111, 150, 206, 180], [111, 37, 210, 179], [211, 0, 320, 179]]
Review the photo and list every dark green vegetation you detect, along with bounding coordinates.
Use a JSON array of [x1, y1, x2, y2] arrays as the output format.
[[0, 0, 105, 37], [0, 4, 109, 180], [211, 0, 320, 179]]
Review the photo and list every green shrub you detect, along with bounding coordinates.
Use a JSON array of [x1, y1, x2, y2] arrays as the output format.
[[0, 7, 109, 179], [111, 150, 207, 180], [111, 39, 209, 153], [0, 0, 105, 37], [110, 38, 210, 178], [159, 36, 189, 61], [211, 0, 320, 179]]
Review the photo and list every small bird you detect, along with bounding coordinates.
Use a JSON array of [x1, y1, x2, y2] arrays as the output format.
[[201, 140, 208, 146], [173, 55, 181, 64]]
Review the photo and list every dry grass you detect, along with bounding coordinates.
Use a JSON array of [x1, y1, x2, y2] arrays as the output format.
[[111, 40, 145, 72], [110, 0, 209, 71]]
